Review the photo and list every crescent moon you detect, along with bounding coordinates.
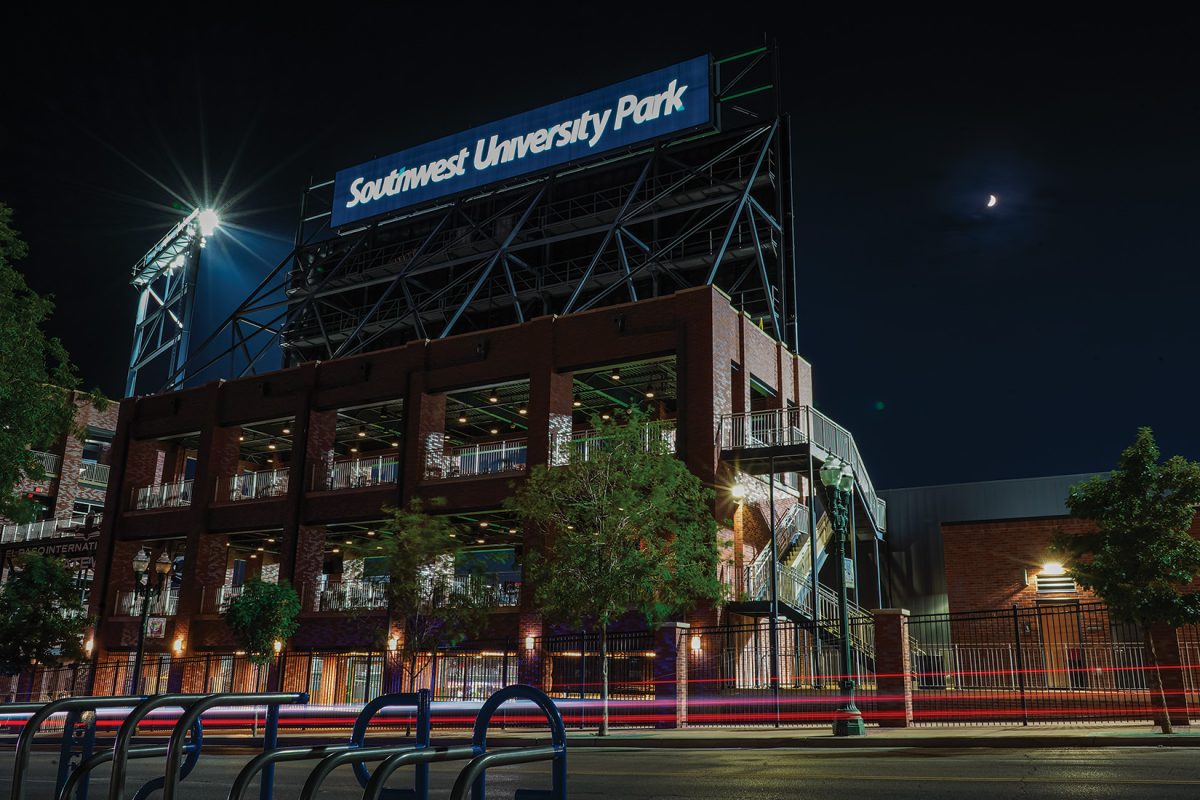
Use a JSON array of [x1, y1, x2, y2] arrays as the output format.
[[987, 194, 997, 208]]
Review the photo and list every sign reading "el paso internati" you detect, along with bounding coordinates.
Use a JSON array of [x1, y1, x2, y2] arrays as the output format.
[[331, 55, 712, 227]]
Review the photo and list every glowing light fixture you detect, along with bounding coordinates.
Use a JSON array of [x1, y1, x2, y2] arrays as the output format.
[[197, 208, 220, 237], [173, 637, 185, 655], [1042, 561, 1065, 576], [367, 530, 376, 536], [573, 400, 582, 407], [357, 426, 367, 438], [273, 640, 283, 654], [518, 408, 527, 415], [477, 538, 486, 544], [490, 428, 499, 435], [690, 635, 702, 652], [525, 636, 535, 650], [730, 483, 747, 501], [388, 636, 399, 652], [610, 369, 621, 381], [282, 427, 291, 434], [84, 637, 94, 656], [488, 394, 499, 403]]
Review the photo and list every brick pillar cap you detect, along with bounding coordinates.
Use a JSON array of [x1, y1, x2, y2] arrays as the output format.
[[658, 621, 691, 630], [872, 608, 910, 617]]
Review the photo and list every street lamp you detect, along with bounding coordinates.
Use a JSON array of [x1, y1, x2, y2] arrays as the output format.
[[130, 549, 173, 693], [819, 456, 867, 736]]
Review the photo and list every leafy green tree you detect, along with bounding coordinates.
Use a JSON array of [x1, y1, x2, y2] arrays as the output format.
[[223, 578, 301, 666], [506, 408, 725, 735], [1055, 427, 1200, 734], [381, 499, 490, 691], [0, 552, 89, 674], [0, 202, 83, 524]]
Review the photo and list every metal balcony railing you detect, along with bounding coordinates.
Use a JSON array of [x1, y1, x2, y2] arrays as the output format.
[[425, 438, 527, 480], [718, 408, 887, 532], [743, 563, 874, 656], [133, 479, 193, 510], [114, 588, 180, 617], [311, 579, 390, 612], [28, 450, 61, 476], [78, 461, 111, 487], [318, 455, 400, 490], [550, 422, 677, 465], [210, 584, 244, 613], [221, 468, 289, 502], [431, 575, 521, 608], [0, 512, 101, 544]]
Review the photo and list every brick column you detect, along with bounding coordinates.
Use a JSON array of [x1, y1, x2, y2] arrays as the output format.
[[517, 613, 544, 687], [302, 406, 337, 492], [402, 380, 446, 496], [872, 608, 913, 728], [1148, 623, 1190, 727], [653, 622, 690, 729], [527, 368, 573, 468], [282, 525, 327, 613]]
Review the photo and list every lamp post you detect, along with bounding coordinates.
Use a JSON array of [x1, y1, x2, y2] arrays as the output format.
[[130, 549, 172, 693], [819, 456, 866, 736]]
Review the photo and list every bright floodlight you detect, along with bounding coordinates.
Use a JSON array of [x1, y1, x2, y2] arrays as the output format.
[[197, 208, 220, 237]]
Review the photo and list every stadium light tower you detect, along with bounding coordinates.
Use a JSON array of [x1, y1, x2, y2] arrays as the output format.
[[125, 208, 219, 397]]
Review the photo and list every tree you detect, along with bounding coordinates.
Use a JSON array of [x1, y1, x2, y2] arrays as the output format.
[[506, 408, 726, 735], [223, 578, 301, 667], [381, 499, 490, 692], [0, 552, 89, 674], [1055, 427, 1200, 734], [0, 202, 84, 523]]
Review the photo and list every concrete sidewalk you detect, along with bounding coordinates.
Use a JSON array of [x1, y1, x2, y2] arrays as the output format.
[[190, 723, 1200, 752]]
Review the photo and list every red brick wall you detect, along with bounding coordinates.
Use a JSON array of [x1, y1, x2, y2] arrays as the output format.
[[944, 514, 1200, 615]]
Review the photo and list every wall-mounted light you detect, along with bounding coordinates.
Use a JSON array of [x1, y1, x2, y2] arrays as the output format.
[[388, 636, 399, 652], [525, 636, 535, 651], [172, 637, 185, 655], [690, 635, 702, 653], [273, 640, 283, 654], [730, 483, 747, 501], [1042, 561, 1065, 576], [84, 637, 94, 656]]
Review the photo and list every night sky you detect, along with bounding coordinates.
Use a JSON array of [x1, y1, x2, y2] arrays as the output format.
[[3, 8, 1197, 489]]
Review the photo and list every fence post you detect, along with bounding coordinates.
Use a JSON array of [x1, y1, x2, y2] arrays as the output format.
[[653, 622, 690, 729], [1148, 623, 1190, 728], [1011, 604, 1029, 726], [517, 613, 543, 687], [872, 609, 912, 727]]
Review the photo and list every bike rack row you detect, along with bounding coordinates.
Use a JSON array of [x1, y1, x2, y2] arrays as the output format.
[[2, 684, 568, 800]]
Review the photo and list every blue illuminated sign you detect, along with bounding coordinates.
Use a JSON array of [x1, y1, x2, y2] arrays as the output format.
[[331, 55, 712, 227]]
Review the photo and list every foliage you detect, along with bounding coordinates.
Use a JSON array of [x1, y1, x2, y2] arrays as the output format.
[[0, 202, 86, 524], [506, 408, 725, 732], [381, 498, 490, 690], [223, 578, 301, 666], [0, 552, 89, 674], [1055, 427, 1200, 732]]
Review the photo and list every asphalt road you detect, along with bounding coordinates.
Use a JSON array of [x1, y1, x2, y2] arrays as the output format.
[[2, 747, 1199, 799]]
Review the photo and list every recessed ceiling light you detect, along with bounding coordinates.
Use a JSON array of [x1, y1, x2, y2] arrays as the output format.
[[249, 553, 257, 559], [357, 426, 367, 437], [350, 446, 358, 453], [488, 394, 499, 403], [332, 548, 340, 553], [518, 408, 527, 415], [458, 416, 468, 423], [508, 528, 517, 534], [610, 370, 621, 381], [601, 414, 610, 420], [367, 530, 376, 536], [566, 524, 575, 530], [479, 521, 489, 528], [376, 546, 383, 550], [391, 441, 400, 447], [477, 538, 485, 544], [267, 537, 275, 543], [345, 539, 352, 544], [238, 435, 245, 441], [256, 546, 264, 552], [490, 428, 499, 435], [282, 427, 291, 434], [645, 390, 655, 399], [267, 441, 277, 450], [573, 400, 582, 407]]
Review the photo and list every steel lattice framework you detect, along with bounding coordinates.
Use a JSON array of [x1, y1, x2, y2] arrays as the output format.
[[167, 44, 795, 389]]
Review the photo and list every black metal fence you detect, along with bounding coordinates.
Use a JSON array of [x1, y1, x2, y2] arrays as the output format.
[[686, 618, 877, 727], [907, 603, 1160, 725], [533, 630, 656, 728]]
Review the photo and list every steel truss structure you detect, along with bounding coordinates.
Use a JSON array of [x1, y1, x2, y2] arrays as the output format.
[[127, 208, 207, 396], [167, 44, 795, 389]]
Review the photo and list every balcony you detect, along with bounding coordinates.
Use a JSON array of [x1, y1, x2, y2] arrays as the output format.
[[318, 455, 400, 491], [29, 450, 61, 476], [424, 438, 527, 480], [310, 579, 390, 612], [207, 584, 244, 613], [551, 422, 676, 464], [0, 512, 101, 544], [431, 575, 521, 608], [114, 588, 180, 617], [133, 479, 193, 510], [221, 468, 289, 502], [78, 462, 111, 488]]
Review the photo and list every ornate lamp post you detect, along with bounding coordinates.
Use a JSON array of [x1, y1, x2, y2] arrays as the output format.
[[130, 549, 173, 693], [819, 456, 866, 736]]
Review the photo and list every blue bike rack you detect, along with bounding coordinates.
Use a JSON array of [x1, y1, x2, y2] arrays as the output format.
[[55, 716, 203, 800], [230, 690, 430, 800], [449, 685, 568, 800]]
